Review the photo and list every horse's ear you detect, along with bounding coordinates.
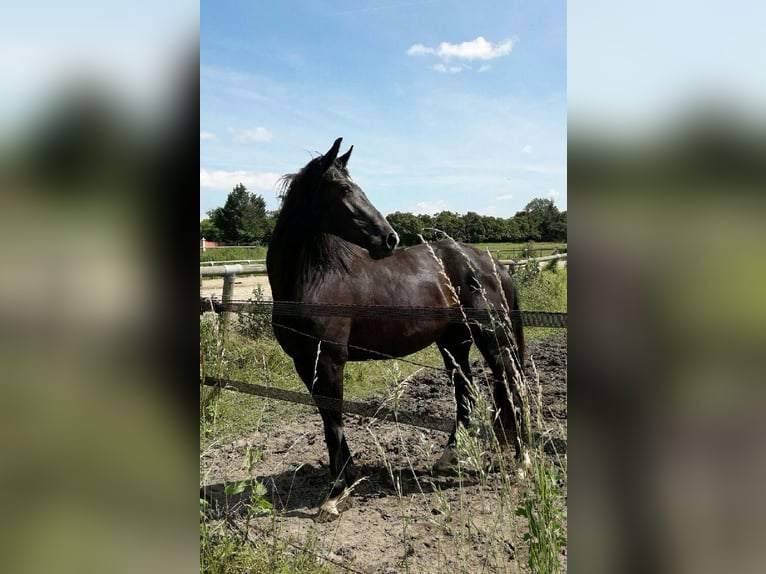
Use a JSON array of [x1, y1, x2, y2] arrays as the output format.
[[338, 145, 353, 168], [319, 137, 343, 171]]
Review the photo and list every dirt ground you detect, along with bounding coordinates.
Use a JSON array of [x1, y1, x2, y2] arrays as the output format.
[[201, 333, 567, 573], [200, 274, 273, 301]]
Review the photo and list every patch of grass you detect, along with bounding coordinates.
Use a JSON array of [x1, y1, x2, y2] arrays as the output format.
[[200, 505, 333, 574], [343, 346, 443, 400], [235, 286, 274, 340], [200, 246, 268, 263], [200, 313, 310, 445], [514, 266, 567, 341], [515, 454, 567, 573], [515, 267, 567, 312]]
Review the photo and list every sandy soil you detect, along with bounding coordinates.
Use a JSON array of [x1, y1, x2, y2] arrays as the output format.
[[200, 333, 567, 573], [200, 274, 273, 301]]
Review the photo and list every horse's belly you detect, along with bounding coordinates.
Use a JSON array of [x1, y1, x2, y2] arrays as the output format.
[[346, 319, 451, 361]]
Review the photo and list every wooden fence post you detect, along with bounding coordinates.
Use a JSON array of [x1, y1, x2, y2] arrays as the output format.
[[221, 264, 242, 331]]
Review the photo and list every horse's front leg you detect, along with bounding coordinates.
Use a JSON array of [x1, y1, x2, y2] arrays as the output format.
[[316, 408, 357, 520], [296, 351, 357, 521]]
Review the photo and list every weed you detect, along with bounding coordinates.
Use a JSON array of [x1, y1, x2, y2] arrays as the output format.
[[235, 285, 273, 340], [515, 452, 567, 573]]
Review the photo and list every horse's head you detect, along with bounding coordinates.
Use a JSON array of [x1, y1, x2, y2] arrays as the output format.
[[303, 138, 399, 259]]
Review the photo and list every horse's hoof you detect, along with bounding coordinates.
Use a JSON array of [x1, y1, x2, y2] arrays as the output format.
[[315, 491, 352, 522], [515, 450, 532, 480], [316, 501, 341, 523], [432, 463, 457, 477], [432, 446, 458, 476]]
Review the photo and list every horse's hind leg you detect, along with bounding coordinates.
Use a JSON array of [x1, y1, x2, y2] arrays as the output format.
[[433, 334, 473, 474], [473, 321, 530, 467]]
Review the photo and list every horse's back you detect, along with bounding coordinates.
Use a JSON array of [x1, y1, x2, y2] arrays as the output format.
[[401, 240, 514, 306]]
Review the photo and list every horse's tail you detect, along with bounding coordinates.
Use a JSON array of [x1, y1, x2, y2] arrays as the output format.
[[510, 279, 526, 368], [487, 264, 529, 452], [497, 265, 525, 370]]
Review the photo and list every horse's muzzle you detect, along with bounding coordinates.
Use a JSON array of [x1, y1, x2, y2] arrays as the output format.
[[369, 231, 399, 259]]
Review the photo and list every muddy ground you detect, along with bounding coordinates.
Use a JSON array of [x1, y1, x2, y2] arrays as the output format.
[[201, 332, 567, 573]]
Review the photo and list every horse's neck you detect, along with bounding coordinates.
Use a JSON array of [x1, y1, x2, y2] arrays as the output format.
[[268, 225, 357, 301]]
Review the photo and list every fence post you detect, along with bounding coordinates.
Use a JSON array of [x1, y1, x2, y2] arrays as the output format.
[[202, 237, 206, 252], [221, 264, 243, 331]]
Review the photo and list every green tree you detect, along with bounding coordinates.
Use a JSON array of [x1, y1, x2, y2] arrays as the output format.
[[462, 211, 487, 243], [513, 210, 535, 241], [262, 210, 278, 244], [523, 198, 567, 242], [386, 211, 423, 246], [208, 183, 268, 244], [433, 211, 464, 241], [199, 218, 221, 241], [483, 216, 507, 242], [417, 214, 438, 241], [541, 207, 567, 242]]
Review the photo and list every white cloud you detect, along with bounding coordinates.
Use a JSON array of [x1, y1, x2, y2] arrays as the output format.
[[548, 188, 560, 197], [478, 64, 492, 72], [415, 199, 448, 213], [406, 43, 434, 56], [496, 194, 514, 201], [522, 144, 533, 153], [440, 36, 514, 60], [407, 36, 516, 67], [200, 168, 281, 191], [200, 131, 217, 142], [227, 126, 273, 142]]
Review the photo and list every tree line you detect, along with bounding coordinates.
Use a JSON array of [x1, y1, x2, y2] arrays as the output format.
[[200, 184, 567, 246]]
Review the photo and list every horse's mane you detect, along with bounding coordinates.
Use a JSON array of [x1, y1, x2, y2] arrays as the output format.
[[270, 157, 359, 288], [276, 153, 349, 205]]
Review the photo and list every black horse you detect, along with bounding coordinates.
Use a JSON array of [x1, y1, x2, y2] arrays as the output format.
[[267, 138, 528, 519]]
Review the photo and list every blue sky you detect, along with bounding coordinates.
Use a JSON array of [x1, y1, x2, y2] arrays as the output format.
[[200, 0, 566, 220]]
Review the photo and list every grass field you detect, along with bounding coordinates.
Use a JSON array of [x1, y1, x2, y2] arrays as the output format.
[[470, 242, 567, 260], [200, 246, 268, 263]]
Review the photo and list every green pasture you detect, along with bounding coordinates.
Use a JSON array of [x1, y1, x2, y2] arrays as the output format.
[[470, 241, 567, 260], [200, 245, 268, 263]]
